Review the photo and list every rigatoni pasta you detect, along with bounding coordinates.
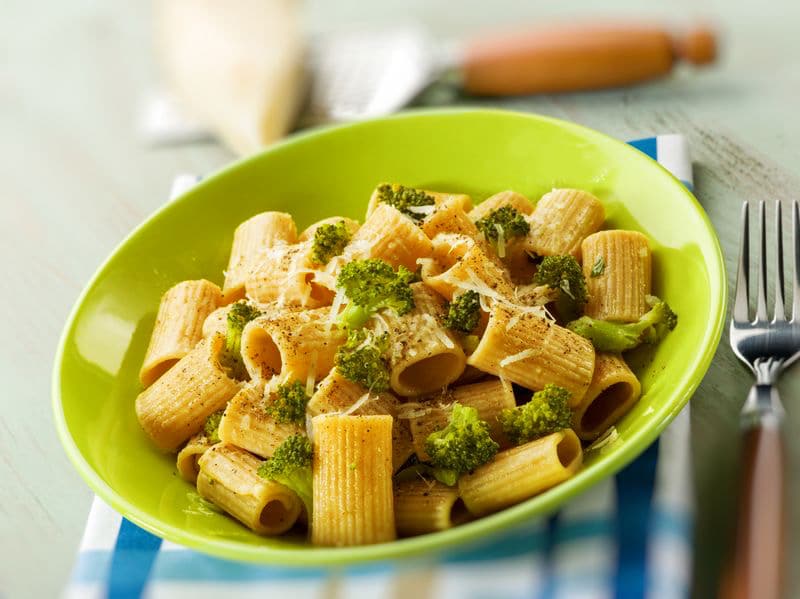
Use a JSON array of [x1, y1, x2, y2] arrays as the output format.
[[197, 443, 302, 535], [394, 478, 468, 536], [525, 188, 605, 258], [223, 211, 297, 301], [572, 352, 642, 440], [135, 181, 677, 546], [140, 279, 222, 387], [311, 414, 396, 546], [582, 229, 652, 321], [467, 304, 595, 402], [458, 429, 583, 516], [135, 333, 240, 451]]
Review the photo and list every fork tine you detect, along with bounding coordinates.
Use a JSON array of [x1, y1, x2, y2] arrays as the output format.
[[793, 200, 800, 320], [734, 202, 751, 322], [755, 201, 769, 321], [773, 201, 786, 321]]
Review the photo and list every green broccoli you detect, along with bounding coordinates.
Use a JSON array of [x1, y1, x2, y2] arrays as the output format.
[[311, 220, 351, 265], [219, 301, 261, 379], [443, 290, 482, 334], [567, 295, 678, 352], [499, 384, 572, 445], [334, 328, 391, 392], [375, 183, 435, 223], [424, 403, 499, 486], [534, 255, 588, 321], [265, 380, 310, 424], [335, 258, 416, 329], [474, 206, 530, 255], [204, 410, 224, 444], [258, 434, 313, 514]]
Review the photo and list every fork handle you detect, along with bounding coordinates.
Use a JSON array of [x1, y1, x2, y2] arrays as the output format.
[[720, 385, 786, 599], [460, 23, 716, 96]]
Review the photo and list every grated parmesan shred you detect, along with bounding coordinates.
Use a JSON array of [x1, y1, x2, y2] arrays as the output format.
[[499, 348, 537, 367], [326, 288, 346, 333], [305, 351, 318, 397], [343, 393, 375, 415], [396, 402, 434, 419], [407, 204, 436, 216]]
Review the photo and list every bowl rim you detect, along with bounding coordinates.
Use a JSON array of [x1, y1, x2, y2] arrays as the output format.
[[52, 107, 727, 565]]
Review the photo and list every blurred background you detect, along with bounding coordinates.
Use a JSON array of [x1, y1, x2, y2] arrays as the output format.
[[3, 0, 800, 597]]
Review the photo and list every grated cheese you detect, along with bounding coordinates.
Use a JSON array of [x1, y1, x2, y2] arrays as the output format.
[[396, 402, 434, 419], [407, 204, 436, 216], [326, 288, 346, 333], [499, 348, 537, 367], [305, 351, 318, 397], [343, 392, 374, 415]]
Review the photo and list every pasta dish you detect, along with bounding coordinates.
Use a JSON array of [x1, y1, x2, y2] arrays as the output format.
[[135, 184, 677, 546]]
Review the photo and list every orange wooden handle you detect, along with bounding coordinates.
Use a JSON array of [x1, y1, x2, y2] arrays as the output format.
[[720, 423, 786, 599], [461, 23, 716, 96]]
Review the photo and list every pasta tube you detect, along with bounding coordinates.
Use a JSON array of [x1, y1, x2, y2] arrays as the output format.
[[218, 385, 304, 458], [422, 234, 515, 302], [525, 189, 605, 258], [197, 443, 302, 535], [459, 429, 583, 516], [408, 378, 516, 460], [240, 308, 345, 383], [311, 414, 396, 546], [176, 433, 213, 483], [140, 279, 222, 387], [382, 283, 466, 396], [582, 230, 652, 322], [572, 352, 642, 440], [223, 211, 297, 301], [422, 195, 481, 240], [394, 478, 468, 536], [308, 370, 415, 472], [202, 305, 230, 340], [245, 241, 335, 308], [467, 304, 595, 401], [135, 334, 240, 451], [345, 203, 433, 271]]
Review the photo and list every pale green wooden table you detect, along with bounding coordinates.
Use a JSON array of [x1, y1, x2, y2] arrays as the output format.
[[3, 0, 800, 597]]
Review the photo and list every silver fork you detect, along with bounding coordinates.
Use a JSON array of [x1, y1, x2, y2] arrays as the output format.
[[722, 200, 799, 599]]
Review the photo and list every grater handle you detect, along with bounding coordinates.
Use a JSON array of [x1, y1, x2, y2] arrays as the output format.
[[461, 23, 716, 96]]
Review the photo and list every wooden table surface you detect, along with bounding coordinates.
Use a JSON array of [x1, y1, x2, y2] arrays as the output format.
[[3, 0, 800, 597]]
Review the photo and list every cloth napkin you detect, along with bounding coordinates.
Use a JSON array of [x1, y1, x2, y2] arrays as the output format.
[[66, 134, 695, 599]]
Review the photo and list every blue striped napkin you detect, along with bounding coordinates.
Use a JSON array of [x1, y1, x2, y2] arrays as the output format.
[[66, 135, 695, 599]]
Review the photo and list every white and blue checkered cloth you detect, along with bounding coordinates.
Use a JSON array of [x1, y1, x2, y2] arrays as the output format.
[[67, 135, 695, 599]]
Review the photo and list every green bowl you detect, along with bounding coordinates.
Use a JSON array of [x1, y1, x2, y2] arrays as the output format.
[[53, 109, 725, 565]]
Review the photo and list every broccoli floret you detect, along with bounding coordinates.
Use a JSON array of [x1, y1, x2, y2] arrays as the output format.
[[376, 183, 435, 223], [258, 434, 313, 514], [499, 384, 572, 445], [534, 255, 588, 321], [311, 220, 351, 265], [424, 403, 499, 486], [219, 301, 261, 379], [265, 380, 310, 424], [443, 290, 481, 333], [567, 295, 678, 352], [334, 328, 391, 392], [475, 206, 530, 255], [204, 410, 224, 444], [335, 258, 416, 329]]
